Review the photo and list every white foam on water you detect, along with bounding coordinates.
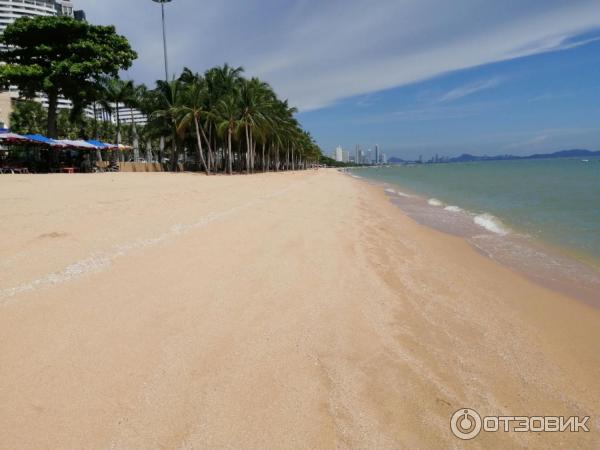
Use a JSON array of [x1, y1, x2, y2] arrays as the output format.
[[473, 213, 509, 236], [397, 192, 411, 198], [385, 188, 396, 194], [444, 205, 463, 213], [428, 198, 444, 207]]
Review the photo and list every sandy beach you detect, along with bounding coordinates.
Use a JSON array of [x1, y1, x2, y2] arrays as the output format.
[[1, 169, 599, 449]]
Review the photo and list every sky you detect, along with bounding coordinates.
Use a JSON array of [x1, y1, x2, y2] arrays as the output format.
[[77, 0, 600, 159]]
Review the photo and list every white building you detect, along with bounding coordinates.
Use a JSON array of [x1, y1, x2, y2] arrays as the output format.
[[54, 0, 74, 16], [0, 0, 94, 128], [92, 103, 148, 126], [333, 145, 344, 162], [0, 0, 58, 33]]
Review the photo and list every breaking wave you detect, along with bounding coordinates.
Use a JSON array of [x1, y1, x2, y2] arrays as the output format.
[[473, 213, 509, 236]]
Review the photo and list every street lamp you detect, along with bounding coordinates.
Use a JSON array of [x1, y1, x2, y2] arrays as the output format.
[[152, 0, 172, 82]]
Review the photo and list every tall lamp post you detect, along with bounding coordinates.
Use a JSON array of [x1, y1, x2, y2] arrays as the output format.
[[152, 0, 172, 82]]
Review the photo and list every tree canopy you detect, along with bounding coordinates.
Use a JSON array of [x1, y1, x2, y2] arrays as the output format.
[[0, 15, 137, 137], [138, 65, 323, 173]]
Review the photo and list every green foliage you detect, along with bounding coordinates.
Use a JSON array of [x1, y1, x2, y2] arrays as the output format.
[[319, 155, 354, 167], [57, 110, 82, 139], [0, 15, 137, 136], [141, 64, 323, 173], [9, 100, 47, 135], [1, 18, 321, 172]]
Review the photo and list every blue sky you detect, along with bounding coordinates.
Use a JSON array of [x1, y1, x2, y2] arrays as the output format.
[[299, 34, 600, 159], [78, 0, 600, 159]]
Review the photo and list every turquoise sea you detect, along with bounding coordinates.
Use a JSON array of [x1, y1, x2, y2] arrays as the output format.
[[353, 157, 600, 261], [350, 157, 600, 304]]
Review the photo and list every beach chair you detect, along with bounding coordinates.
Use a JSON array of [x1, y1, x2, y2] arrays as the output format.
[[105, 160, 120, 172]]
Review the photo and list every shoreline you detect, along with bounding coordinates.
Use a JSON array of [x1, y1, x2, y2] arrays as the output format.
[[1, 170, 599, 448], [344, 169, 600, 309]]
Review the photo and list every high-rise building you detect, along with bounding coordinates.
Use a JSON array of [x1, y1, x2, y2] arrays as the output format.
[[0, 1, 146, 131], [0, 0, 89, 128], [333, 146, 344, 162], [0, 0, 58, 35], [54, 0, 74, 17], [94, 104, 148, 126], [73, 9, 86, 21]]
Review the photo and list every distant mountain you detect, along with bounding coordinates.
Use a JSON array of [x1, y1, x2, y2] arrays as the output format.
[[447, 149, 600, 163], [388, 157, 406, 163]]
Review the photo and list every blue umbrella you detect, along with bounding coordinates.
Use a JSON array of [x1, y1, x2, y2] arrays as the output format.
[[86, 140, 109, 148], [23, 134, 64, 147]]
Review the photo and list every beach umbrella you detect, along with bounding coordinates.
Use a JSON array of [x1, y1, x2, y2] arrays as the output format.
[[86, 139, 109, 148], [57, 139, 99, 150], [0, 132, 28, 143], [23, 134, 65, 147]]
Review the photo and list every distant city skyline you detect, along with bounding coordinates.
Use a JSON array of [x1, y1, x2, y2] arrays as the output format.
[[75, 1, 600, 159], [331, 144, 386, 165]]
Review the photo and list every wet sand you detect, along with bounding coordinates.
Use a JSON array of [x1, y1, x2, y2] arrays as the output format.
[[1, 170, 599, 448]]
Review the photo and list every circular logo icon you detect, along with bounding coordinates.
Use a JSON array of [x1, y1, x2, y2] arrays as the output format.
[[451, 408, 482, 440]]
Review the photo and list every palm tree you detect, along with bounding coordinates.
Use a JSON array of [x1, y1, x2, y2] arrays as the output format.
[[145, 64, 324, 174], [238, 78, 275, 174], [176, 77, 211, 175], [99, 78, 136, 158], [214, 94, 241, 175], [150, 79, 183, 171]]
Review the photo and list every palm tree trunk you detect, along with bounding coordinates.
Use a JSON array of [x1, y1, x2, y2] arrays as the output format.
[[227, 128, 233, 175], [116, 107, 124, 162], [170, 129, 178, 172], [199, 122, 213, 174], [146, 140, 152, 163], [92, 102, 102, 162], [194, 115, 209, 175], [252, 134, 256, 173], [159, 136, 165, 166], [46, 89, 59, 138], [244, 124, 251, 175]]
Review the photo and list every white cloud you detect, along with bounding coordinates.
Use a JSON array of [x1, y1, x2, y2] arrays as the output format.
[[439, 78, 503, 102], [76, 0, 600, 111]]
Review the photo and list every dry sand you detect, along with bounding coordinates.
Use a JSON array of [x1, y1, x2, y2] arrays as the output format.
[[1, 170, 599, 449]]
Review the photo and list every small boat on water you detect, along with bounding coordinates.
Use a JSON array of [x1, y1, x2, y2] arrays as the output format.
[[581, 159, 590, 162]]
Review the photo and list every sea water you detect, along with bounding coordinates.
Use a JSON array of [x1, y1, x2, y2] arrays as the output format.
[[350, 157, 600, 305]]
